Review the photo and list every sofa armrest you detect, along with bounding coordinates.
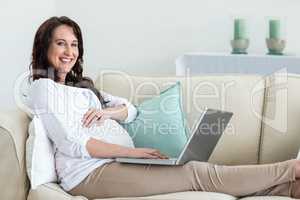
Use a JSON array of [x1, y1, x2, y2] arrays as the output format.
[[28, 183, 88, 200], [0, 109, 30, 168], [0, 109, 30, 200]]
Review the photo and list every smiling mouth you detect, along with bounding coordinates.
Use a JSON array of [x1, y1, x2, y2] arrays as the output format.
[[59, 57, 73, 64]]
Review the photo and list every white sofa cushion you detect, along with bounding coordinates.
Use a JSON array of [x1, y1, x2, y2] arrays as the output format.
[[26, 116, 57, 189], [28, 183, 237, 200], [28, 183, 295, 200], [97, 191, 237, 200], [27, 183, 88, 200], [240, 197, 293, 200]]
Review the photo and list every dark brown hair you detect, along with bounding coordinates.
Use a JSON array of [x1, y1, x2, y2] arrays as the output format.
[[30, 16, 107, 106]]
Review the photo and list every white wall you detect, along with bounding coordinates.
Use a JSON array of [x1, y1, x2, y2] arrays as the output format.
[[55, 0, 300, 79], [0, 0, 55, 109], [1, 0, 300, 109]]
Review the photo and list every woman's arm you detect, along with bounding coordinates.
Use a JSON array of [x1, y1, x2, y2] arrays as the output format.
[[86, 138, 168, 159], [100, 91, 137, 123], [82, 91, 138, 127], [82, 105, 129, 127], [105, 104, 128, 121]]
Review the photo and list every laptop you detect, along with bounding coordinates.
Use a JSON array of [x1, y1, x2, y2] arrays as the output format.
[[116, 108, 233, 165]]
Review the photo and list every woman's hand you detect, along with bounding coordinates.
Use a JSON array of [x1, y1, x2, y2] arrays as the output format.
[[128, 148, 169, 159], [82, 105, 128, 127], [82, 108, 111, 128]]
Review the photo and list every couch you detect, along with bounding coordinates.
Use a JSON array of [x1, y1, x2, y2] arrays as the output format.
[[1, 72, 300, 200]]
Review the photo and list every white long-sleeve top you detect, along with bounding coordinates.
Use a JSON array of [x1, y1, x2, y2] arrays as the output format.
[[28, 78, 137, 191]]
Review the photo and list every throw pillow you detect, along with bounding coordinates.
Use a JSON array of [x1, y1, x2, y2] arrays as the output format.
[[26, 116, 57, 189], [123, 82, 188, 157]]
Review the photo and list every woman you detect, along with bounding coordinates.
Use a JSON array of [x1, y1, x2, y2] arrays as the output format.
[[28, 16, 300, 199]]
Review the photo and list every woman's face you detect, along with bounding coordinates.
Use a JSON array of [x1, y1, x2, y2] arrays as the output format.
[[47, 25, 79, 77]]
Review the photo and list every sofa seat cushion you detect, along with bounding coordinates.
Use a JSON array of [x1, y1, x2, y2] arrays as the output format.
[[94, 192, 237, 200], [240, 196, 293, 200], [27, 183, 88, 200], [29, 183, 237, 200], [27, 183, 294, 200]]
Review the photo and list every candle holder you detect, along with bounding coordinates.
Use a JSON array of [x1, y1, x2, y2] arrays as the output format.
[[231, 39, 249, 54], [266, 17, 286, 55], [266, 38, 286, 55], [231, 18, 249, 54]]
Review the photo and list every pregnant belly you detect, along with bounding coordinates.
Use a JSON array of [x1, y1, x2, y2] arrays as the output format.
[[88, 119, 135, 148]]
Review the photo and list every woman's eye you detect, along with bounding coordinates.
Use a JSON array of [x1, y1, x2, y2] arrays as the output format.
[[72, 43, 78, 47], [57, 42, 65, 46]]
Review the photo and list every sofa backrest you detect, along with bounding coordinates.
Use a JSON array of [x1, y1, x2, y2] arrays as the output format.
[[259, 73, 300, 164], [95, 72, 266, 165]]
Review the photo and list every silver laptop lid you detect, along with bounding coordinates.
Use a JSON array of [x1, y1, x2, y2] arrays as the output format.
[[177, 108, 233, 164]]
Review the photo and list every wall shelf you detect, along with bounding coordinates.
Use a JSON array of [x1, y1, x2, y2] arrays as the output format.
[[176, 52, 300, 76]]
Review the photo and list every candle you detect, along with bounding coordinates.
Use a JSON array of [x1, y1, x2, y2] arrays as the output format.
[[269, 19, 281, 39], [234, 18, 246, 40]]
